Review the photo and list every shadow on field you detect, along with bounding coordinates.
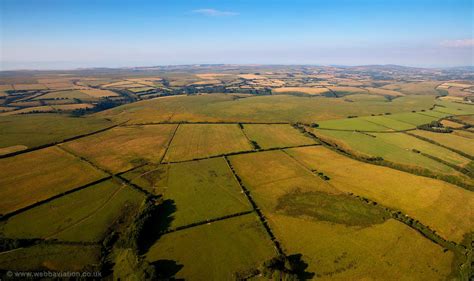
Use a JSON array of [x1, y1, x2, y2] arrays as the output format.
[[152, 259, 184, 280], [138, 199, 177, 254], [288, 253, 315, 280]]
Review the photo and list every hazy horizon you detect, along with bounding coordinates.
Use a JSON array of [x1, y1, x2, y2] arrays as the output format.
[[1, 0, 473, 70]]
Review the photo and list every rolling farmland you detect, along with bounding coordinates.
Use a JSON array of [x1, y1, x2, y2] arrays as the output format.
[[0, 65, 473, 280]]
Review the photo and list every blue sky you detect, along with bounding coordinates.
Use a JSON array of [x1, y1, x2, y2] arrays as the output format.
[[1, 0, 472, 70]]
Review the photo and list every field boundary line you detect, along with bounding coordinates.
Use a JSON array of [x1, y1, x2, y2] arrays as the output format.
[[297, 125, 474, 191], [120, 121, 291, 126], [0, 241, 100, 258], [224, 156, 284, 255], [417, 151, 473, 178], [43, 184, 127, 240], [281, 148, 470, 274], [238, 123, 259, 151], [416, 111, 451, 119], [57, 145, 155, 197], [0, 120, 129, 159], [403, 131, 474, 160], [159, 210, 254, 235], [57, 145, 111, 174], [344, 193, 470, 277], [314, 126, 415, 133], [163, 143, 320, 165], [0, 177, 111, 221], [158, 123, 180, 164]]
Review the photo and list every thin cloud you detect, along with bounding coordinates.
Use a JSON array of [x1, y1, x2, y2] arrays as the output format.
[[192, 8, 239, 17], [440, 39, 474, 48]]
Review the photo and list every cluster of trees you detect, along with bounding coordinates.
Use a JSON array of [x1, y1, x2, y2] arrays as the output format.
[[71, 99, 125, 117], [0, 238, 41, 252], [417, 121, 453, 133], [259, 254, 312, 280]]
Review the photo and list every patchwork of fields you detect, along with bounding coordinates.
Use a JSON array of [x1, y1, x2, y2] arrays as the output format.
[[0, 71, 473, 280]]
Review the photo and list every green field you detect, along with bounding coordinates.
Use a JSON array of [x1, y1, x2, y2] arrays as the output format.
[[228, 150, 455, 279], [0, 114, 114, 152], [270, 216, 454, 280], [62, 125, 177, 173], [0, 244, 101, 271], [164, 124, 253, 162], [98, 94, 437, 124], [417, 110, 451, 118], [1, 68, 472, 279], [0, 180, 144, 242], [456, 115, 474, 125], [0, 146, 107, 215], [34, 90, 93, 100], [285, 146, 474, 243], [411, 130, 474, 156], [145, 214, 277, 280], [313, 129, 460, 175], [242, 124, 316, 149], [123, 158, 251, 229], [383, 112, 438, 126], [317, 118, 391, 131], [359, 115, 418, 130]]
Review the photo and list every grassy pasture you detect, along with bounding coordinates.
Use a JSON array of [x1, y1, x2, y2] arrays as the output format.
[[0, 244, 101, 271], [52, 103, 94, 111], [0, 180, 144, 242], [417, 110, 452, 118], [272, 87, 329, 95], [435, 107, 473, 115], [102, 81, 141, 88], [441, 82, 472, 88], [62, 125, 177, 173], [0, 85, 13, 91], [229, 150, 454, 280], [434, 101, 474, 115], [121, 164, 168, 194], [452, 130, 474, 139], [13, 84, 48, 90], [382, 81, 441, 95], [270, 216, 453, 280], [359, 115, 416, 130], [327, 86, 368, 95], [242, 124, 316, 149], [0, 145, 27, 155], [440, 119, 464, 128], [456, 115, 474, 125], [384, 112, 439, 126], [164, 124, 252, 162], [98, 94, 437, 124], [124, 158, 251, 228], [229, 150, 335, 212], [145, 214, 277, 280], [313, 129, 464, 174], [411, 130, 474, 156], [373, 132, 472, 167], [0, 106, 55, 116], [127, 87, 155, 93], [285, 146, 474, 243], [34, 90, 92, 100], [447, 87, 471, 97], [364, 87, 404, 97], [79, 89, 118, 97], [317, 118, 391, 131], [8, 100, 43, 107], [238, 74, 266, 80], [0, 146, 107, 215], [195, 73, 234, 80], [0, 114, 114, 151]]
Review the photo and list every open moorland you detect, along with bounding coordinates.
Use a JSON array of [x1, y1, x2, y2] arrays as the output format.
[[0, 65, 473, 280]]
